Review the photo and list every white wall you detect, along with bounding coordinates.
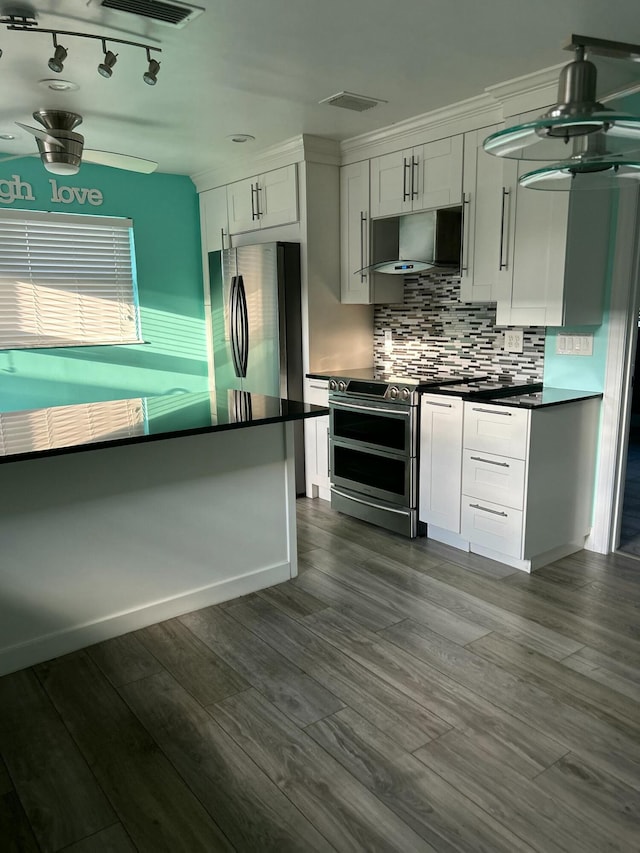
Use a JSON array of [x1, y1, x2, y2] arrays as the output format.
[[0, 423, 297, 675]]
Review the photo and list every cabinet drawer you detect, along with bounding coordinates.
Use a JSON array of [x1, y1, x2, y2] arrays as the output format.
[[305, 379, 329, 406], [461, 497, 523, 558], [463, 403, 529, 459], [462, 449, 526, 510]]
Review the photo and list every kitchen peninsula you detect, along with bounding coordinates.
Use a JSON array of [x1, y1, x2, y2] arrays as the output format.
[[0, 390, 327, 676]]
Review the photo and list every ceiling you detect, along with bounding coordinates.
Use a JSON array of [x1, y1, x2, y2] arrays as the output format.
[[1, 0, 640, 178]]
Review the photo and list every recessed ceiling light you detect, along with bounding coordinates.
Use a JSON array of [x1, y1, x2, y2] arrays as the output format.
[[38, 78, 79, 92], [0, 133, 15, 140], [227, 133, 255, 144]]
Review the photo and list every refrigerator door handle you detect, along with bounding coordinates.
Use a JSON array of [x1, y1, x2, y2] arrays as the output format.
[[229, 275, 243, 378], [237, 274, 249, 377]]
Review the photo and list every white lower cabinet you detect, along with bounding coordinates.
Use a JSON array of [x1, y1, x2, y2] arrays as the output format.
[[418, 395, 464, 535], [460, 398, 600, 571], [419, 395, 601, 571], [304, 379, 330, 500]]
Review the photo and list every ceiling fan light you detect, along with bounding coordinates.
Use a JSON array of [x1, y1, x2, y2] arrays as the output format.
[[43, 160, 80, 176], [98, 50, 118, 79], [48, 44, 68, 74], [143, 59, 160, 86]]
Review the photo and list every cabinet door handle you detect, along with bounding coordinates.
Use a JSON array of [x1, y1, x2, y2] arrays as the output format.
[[403, 158, 411, 201], [250, 183, 258, 220], [220, 228, 226, 250], [425, 401, 453, 408], [255, 183, 263, 217], [360, 211, 367, 283], [499, 187, 510, 270], [461, 194, 470, 273], [470, 456, 510, 467], [471, 407, 512, 416], [411, 155, 419, 200], [469, 503, 508, 517], [327, 430, 331, 476]]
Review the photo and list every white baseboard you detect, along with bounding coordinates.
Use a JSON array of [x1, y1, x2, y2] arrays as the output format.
[[0, 561, 291, 678], [470, 540, 585, 573], [427, 525, 470, 551]]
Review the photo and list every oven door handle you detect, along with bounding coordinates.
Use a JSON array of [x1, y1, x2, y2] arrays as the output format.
[[331, 488, 411, 516], [330, 402, 411, 417]]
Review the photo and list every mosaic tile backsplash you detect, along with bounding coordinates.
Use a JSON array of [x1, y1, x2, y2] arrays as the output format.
[[373, 272, 545, 382]]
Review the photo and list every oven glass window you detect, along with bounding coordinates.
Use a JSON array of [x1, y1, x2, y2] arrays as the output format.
[[333, 445, 406, 496], [333, 408, 406, 451]]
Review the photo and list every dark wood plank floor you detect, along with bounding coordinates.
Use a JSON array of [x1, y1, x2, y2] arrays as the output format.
[[2, 496, 640, 852]]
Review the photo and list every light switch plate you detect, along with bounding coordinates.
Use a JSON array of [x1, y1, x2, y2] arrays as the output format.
[[504, 329, 524, 353], [555, 333, 593, 356], [384, 329, 392, 352]]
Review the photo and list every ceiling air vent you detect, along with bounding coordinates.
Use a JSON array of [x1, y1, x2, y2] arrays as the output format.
[[100, 0, 204, 28], [319, 91, 387, 112]]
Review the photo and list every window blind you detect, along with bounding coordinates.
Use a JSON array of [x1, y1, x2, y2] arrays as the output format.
[[0, 398, 146, 457], [0, 209, 142, 349]]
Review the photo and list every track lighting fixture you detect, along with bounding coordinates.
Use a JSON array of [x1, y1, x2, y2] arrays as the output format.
[[143, 53, 160, 86], [98, 45, 118, 79], [48, 39, 67, 74], [0, 15, 161, 87], [483, 34, 640, 190]]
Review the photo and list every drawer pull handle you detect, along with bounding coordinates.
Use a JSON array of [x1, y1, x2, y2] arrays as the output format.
[[470, 503, 508, 517], [470, 456, 509, 467], [425, 401, 453, 408], [471, 407, 512, 416]]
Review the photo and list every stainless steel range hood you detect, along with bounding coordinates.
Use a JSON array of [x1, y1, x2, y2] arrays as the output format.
[[361, 208, 462, 275]]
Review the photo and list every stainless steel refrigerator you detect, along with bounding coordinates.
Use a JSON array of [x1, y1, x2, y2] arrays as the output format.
[[208, 242, 305, 493]]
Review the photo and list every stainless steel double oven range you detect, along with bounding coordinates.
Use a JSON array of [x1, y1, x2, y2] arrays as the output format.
[[328, 372, 471, 538]]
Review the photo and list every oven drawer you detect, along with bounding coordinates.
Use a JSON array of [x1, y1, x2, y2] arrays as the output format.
[[462, 449, 526, 510], [463, 403, 529, 459], [461, 497, 523, 558], [331, 438, 414, 507], [330, 400, 415, 456], [331, 487, 417, 538]]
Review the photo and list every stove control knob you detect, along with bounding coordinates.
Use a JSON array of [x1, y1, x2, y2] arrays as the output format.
[[338, 381, 347, 392], [328, 379, 337, 391], [389, 386, 399, 399], [400, 387, 411, 401]]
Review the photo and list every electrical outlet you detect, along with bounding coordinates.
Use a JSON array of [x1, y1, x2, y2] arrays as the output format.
[[504, 329, 524, 353], [384, 329, 393, 352]]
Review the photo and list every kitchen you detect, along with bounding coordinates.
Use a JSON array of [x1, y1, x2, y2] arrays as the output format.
[[1, 2, 640, 850]]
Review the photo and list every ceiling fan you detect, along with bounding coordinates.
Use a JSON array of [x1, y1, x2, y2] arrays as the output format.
[[0, 109, 158, 175]]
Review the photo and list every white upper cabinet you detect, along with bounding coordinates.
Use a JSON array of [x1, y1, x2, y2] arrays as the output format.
[[370, 136, 463, 219], [340, 161, 403, 304], [199, 185, 230, 253], [227, 164, 298, 234], [494, 158, 611, 327], [460, 125, 505, 303]]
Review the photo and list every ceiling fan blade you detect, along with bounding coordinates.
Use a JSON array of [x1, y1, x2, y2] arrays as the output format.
[[83, 150, 158, 174], [16, 122, 65, 148]]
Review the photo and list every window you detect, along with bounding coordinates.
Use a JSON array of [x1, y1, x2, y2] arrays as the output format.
[[0, 208, 142, 349]]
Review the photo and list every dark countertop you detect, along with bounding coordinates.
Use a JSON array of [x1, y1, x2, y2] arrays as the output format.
[[0, 390, 328, 464], [425, 381, 602, 408], [474, 387, 603, 409], [306, 367, 488, 391]]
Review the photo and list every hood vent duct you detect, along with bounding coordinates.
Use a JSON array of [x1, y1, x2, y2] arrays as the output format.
[[100, 0, 204, 27]]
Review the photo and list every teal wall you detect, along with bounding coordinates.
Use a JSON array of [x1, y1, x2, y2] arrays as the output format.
[[0, 157, 206, 412]]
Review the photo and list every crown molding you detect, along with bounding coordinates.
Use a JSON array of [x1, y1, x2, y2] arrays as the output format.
[[191, 134, 340, 192], [340, 93, 501, 164], [485, 62, 563, 116]]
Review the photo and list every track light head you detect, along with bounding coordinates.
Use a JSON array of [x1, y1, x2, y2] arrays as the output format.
[[143, 58, 160, 86], [48, 43, 67, 73], [98, 49, 117, 79]]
